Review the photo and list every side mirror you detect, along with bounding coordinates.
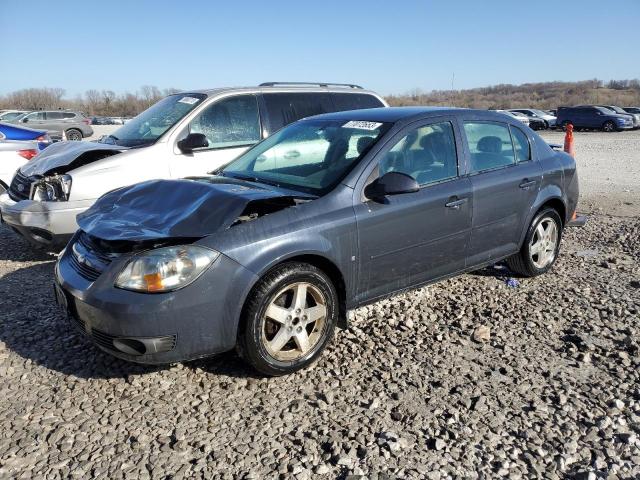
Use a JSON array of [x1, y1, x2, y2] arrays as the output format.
[[22, 118, 28, 123], [177, 133, 208, 153], [364, 171, 419, 200]]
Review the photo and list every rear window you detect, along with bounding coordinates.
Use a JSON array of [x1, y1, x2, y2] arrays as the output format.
[[63, 112, 76, 119]]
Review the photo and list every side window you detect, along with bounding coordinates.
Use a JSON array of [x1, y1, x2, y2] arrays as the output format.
[[263, 93, 333, 132], [46, 112, 64, 120], [379, 121, 458, 185], [510, 126, 531, 162], [464, 122, 515, 173], [26, 112, 44, 121], [189, 95, 260, 149], [332, 93, 384, 111], [62, 112, 76, 119]]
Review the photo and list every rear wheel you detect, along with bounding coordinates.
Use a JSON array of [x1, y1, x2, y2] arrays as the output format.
[[66, 129, 82, 141], [237, 262, 338, 376], [602, 121, 616, 132], [507, 208, 563, 277]]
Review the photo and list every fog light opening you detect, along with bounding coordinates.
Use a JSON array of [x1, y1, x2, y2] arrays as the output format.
[[113, 338, 147, 356]]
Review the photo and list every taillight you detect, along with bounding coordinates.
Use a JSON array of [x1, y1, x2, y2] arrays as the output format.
[[83, 118, 91, 125], [18, 149, 38, 160]]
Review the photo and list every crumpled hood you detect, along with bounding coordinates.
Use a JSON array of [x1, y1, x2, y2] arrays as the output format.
[[20, 140, 128, 176], [77, 178, 308, 241]]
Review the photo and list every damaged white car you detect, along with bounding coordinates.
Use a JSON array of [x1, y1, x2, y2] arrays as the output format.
[[0, 83, 385, 249]]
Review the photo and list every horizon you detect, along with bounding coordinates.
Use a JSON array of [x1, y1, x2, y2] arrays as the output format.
[[1, 0, 639, 98]]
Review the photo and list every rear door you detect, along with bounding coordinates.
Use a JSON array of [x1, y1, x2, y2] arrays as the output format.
[[169, 94, 262, 177], [463, 120, 542, 266], [261, 92, 334, 136], [354, 117, 472, 303]]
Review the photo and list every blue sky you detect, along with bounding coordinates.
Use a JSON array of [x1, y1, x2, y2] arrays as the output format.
[[1, 0, 638, 97]]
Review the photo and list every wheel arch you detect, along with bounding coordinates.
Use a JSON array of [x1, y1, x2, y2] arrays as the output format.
[[518, 191, 567, 247], [240, 252, 349, 334]]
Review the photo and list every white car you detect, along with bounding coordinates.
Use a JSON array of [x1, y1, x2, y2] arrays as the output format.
[[0, 83, 387, 249], [510, 109, 557, 128], [494, 110, 530, 126], [0, 140, 40, 194]]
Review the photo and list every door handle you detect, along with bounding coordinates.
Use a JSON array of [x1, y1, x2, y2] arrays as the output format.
[[519, 179, 536, 189], [445, 197, 468, 209], [284, 150, 300, 159]]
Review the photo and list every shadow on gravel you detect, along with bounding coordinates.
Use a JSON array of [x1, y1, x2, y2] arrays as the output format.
[[0, 261, 165, 379], [187, 351, 261, 379], [0, 225, 55, 262]]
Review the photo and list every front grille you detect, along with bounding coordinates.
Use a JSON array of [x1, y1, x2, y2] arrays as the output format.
[[8, 172, 32, 201], [66, 232, 117, 282], [91, 328, 116, 351]]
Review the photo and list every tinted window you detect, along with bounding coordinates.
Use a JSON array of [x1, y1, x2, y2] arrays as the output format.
[[46, 112, 64, 120], [510, 126, 531, 162], [464, 122, 515, 173], [332, 93, 383, 111], [263, 93, 334, 132], [189, 95, 260, 149], [380, 122, 458, 185], [63, 112, 76, 119]]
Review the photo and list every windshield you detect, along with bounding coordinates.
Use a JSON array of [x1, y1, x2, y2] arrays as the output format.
[[530, 109, 549, 117], [222, 119, 391, 195], [608, 106, 625, 114], [100, 93, 206, 147]]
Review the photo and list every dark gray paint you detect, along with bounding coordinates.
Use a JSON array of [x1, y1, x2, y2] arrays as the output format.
[[56, 108, 580, 364]]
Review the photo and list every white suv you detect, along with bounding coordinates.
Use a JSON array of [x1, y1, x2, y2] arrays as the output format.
[[0, 83, 386, 250]]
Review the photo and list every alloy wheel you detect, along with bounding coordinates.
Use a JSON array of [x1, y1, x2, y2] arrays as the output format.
[[529, 218, 558, 269], [261, 282, 327, 361]]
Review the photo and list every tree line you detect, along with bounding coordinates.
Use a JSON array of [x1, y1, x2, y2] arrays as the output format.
[[1, 80, 639, 118]]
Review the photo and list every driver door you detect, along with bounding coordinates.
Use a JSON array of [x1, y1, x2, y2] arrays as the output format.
[[169, 95, 262, 178], [353, 118, 473, 303]]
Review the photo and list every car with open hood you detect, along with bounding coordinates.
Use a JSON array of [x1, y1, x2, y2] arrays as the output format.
[[54, 107, 584, 376], [0, 83, 386, 249]]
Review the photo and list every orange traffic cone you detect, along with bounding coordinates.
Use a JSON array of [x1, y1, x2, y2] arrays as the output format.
[[61, 130, 67, 142], [563, 123, 574, 157]]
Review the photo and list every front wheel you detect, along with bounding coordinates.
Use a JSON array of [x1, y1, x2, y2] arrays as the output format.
[[66, 129, 83, 141], [602, 121, 616, 133], [237, 262, 338, 376], [507, 208, 563, 277]]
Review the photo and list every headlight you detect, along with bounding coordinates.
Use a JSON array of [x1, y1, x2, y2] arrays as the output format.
[[31, 174, 72, 201], [115, 245, 219, 293]]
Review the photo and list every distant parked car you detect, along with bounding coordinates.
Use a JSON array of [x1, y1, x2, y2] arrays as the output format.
[[0, 140, 42, 194], [0, 110, 29, 122], [11, 110, 93, 141], [556, 106, 634, 132], [494, 110, 530, 127], [91, 116, 115, 125], [623, 106, 640, 115], [510, 109, 557, 129], [595, 105, 640, 129]]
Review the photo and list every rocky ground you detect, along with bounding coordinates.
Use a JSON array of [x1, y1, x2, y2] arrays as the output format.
[[0, 132, 639, 479]]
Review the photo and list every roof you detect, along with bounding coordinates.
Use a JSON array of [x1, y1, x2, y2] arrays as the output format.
[[178, 85, 381, 97], [304, 106, 519, 124]]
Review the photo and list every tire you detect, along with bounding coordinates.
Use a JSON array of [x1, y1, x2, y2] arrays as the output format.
[[602, 121, 616, 133], [507, 208, 563, 277], [237, 262, 338, 376], [66, 129, 83, 141]]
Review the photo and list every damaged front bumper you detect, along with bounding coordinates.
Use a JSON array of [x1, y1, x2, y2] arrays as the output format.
[[0, 192, 93, 249], [54, 237, 259, 364]]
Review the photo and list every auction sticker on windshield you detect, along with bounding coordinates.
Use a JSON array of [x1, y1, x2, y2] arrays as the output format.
[[342, 121, 382, 130], [178, 96, 200, 105]]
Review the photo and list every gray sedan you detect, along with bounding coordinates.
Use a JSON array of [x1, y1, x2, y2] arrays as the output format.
[[55, 107, 583, 375]]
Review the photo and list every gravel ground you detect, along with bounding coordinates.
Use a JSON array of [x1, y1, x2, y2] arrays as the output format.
[[0, 132, 638, 479]]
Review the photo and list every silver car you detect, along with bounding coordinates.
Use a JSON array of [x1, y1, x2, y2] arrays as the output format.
[[11, 110, 93, 140]]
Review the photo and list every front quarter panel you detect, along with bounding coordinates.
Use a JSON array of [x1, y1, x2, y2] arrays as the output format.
[[202, 187, 358, 305]]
